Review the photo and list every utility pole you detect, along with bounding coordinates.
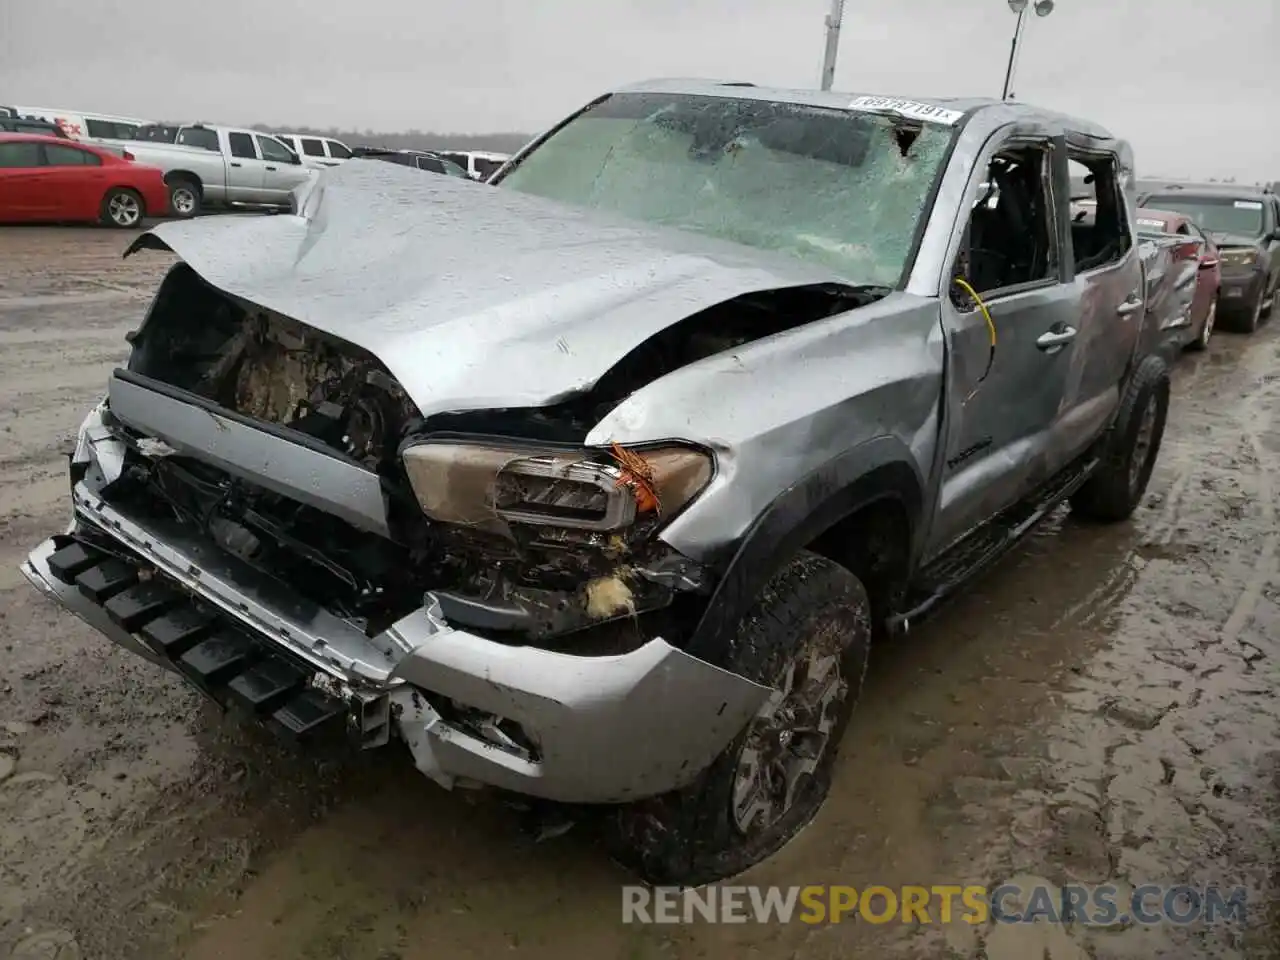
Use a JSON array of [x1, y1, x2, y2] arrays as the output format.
[[820, 0, 846, 92]]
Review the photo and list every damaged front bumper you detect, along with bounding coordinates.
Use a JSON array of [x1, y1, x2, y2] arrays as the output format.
[[22, 405, 769, 804]]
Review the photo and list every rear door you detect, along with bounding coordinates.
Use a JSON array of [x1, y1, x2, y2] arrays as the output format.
[[1063, 150, 1144, 437], [931, 132, 1081, 555], [39, 142, 107, 220], [0, 140, 47, 220], [224, 131, 267, 202]]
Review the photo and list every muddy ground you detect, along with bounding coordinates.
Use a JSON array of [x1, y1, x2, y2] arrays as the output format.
[[0, 225, 1277, 960]]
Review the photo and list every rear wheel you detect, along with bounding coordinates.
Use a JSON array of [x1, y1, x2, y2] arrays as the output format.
[[1187, 296, 1215, 351], [1071, 355, 1170, 523], [167, 178, 200, 218], [100, 187, 143, 228], [605, 551, 872, 886]]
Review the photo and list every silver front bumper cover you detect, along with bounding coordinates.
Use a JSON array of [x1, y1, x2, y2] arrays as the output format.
[[24, 404, 771, 803]]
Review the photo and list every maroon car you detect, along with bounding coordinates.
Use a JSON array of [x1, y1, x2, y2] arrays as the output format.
[[1134, 208, 1221, 350]]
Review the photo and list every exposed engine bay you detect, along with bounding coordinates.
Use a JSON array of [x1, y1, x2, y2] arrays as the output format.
[[109, 263, 881, 646]]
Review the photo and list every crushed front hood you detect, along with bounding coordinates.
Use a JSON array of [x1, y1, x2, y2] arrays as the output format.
[[127, 159, 849, 419]]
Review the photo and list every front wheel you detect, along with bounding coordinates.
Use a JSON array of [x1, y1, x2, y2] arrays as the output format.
[[100, 187, 144, 228], [1071, 355, 1170, 524], [605, 551, 872, 886]]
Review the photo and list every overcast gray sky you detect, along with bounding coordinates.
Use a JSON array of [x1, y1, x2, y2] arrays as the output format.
[[2, 0, 1275, 180]]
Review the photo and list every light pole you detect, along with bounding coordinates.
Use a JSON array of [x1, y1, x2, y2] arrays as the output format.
[[819, 0, 846, 91], [1001, 0, 1054, 101]]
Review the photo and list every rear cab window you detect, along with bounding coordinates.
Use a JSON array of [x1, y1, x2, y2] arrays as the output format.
[[177, 127, 220, 151]]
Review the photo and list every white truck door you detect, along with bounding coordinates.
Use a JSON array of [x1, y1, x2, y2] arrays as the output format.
[[255, 134, 312, 200], [224, 131, 268, 203]]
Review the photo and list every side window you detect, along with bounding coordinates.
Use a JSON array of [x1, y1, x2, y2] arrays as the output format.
[[327, 141, 351, 159], [300, 138, 325, 157], [177, 127, 220, 151], [228, 132, 257, 159], [85, 119, 115, 139], [417, 156, 445, 173], [1067, 154, 1132, 273], [256, 135, 294, 163], [952, 141, 1058, 298], [0, 142, 42, 168], [45, 144, 101, 166], [1175, 222, 1191, 236]]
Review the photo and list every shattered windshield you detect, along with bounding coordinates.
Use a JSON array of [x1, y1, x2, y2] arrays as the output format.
[[497, 92, 956, 287]]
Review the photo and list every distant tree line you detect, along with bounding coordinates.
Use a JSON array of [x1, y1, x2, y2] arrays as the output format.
[[251, 124, 533, 154]]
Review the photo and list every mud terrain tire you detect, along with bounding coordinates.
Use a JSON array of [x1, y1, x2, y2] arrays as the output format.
[[1071, 355, 1170, 523], [605, 551, 872, 886]]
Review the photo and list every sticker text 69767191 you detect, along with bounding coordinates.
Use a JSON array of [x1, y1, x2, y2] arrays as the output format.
[[846, 96, 964, 126]]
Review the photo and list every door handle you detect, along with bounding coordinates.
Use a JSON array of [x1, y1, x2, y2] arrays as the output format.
[[1036, 325, 1077, 352], [265, 165, 277, 171], [230, 161, 242, 167], [1116, 295, 1143, 316]]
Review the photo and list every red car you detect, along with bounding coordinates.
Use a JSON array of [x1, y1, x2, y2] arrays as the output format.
[[1135, 208, 1221, 350], [0, 133, 168, 228]]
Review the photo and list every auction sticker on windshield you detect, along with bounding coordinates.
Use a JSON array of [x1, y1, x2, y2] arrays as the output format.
[[1234, 200, 1263, 210], [847, 96, 964, 126]]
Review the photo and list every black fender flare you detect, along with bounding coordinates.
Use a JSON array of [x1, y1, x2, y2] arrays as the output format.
[[682, 436, 925, 667]]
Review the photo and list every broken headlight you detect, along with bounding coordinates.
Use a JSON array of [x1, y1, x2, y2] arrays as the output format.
[[400, 441, 713, 534]]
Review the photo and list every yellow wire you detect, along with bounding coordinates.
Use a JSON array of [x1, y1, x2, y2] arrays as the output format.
[[951, 276, 996, 348]]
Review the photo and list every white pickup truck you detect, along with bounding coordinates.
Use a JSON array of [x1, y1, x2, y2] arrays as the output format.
[[121, 124, 316, 217]]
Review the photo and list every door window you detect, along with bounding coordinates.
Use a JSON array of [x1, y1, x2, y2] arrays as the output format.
[[299, 137, 325, 157], [228, 132, 257, 159], [953, 142, 1059, 299], [416, 155, 446, 173], [256, 135, 295, 163], [0, 142, 43, 168], [44, 144, 101, 166], [326, 140, 351, 159], [1067, 154, 1132, 273]]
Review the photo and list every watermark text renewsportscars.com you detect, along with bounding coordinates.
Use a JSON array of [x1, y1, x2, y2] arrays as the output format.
[[621, 883, 1248, 926]]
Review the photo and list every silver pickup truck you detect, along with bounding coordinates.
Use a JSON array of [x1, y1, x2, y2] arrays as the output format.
[[23, 81, 1174, 886], [119, 124, 315, 217]]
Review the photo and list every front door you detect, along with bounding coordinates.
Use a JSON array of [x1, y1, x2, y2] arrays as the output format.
[[254, 134, 310, 201], [929, 134, 1081, 557]]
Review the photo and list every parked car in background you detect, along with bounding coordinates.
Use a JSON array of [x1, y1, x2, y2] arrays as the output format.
[[23, 84, 1177, 887], [122, 124, 314, 218], [433, 149, 509, 180], [275, 134, 353, 169], [0, 116, 70, 139], [1134, 208, 1221, 350], [1138, 184, 1280, 333], [354, 148, 469, 177], [0, 106, 14, 118], [0, 133, 167, 227], [8, 106, 152, 143]]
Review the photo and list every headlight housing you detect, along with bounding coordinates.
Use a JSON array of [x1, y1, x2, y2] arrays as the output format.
[[401, 440, 714, 535], [1219, 248, 1258, 269]]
